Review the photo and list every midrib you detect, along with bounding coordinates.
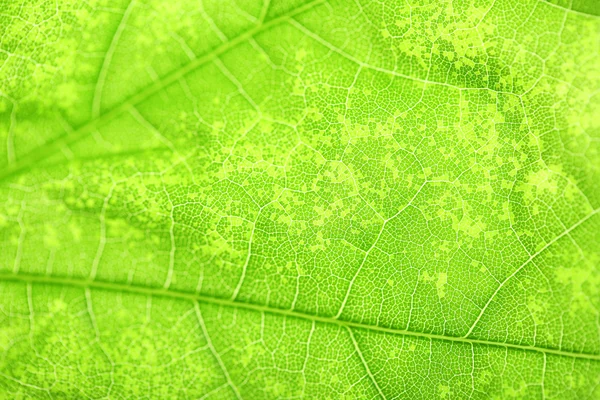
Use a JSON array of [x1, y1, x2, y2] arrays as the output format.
[[1, 270, 599, 362]]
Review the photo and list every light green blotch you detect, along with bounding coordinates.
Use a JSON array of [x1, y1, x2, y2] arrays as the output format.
[[456, 215, 486, 238], [295, 48, 307, 61], [526, 296, 549, 325], [555, 261, 600, 314], [422, 271, 448, 299], [438, 384, 451, 399], [556, 266, 589, 289], [517, 167, 562, 204], [43, 224, 60, 249], [527, 169, 559, 193], [264, 377, 287, 397], [562, 373, 589, 391], [68, 221, 83, 243], [472, 260, 487, 273], [309, 231, 327, 251], [502, 380, 528, 398], [49, 298, 68, 313], [385, 0, 497, 72], [240, 342, 266, 368], [436, 272, 448, 299]]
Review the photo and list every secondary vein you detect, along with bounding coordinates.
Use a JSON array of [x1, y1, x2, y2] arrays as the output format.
[[0, 0, 326, 183]]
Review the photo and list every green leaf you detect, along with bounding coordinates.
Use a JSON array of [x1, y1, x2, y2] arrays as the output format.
[[1, 0, 599, 398]]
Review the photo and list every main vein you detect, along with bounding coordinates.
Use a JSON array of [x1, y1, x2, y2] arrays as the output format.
[[0, 271, 599, 362]]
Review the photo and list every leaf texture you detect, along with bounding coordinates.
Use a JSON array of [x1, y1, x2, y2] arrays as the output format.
[[1, 0, 600, 398]]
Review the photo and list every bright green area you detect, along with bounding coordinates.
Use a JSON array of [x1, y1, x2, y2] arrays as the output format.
[[1, 0, 599, 398]]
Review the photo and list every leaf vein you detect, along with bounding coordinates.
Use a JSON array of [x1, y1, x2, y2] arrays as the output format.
[[1, 271, 599, 361], [0, 0, 327, 183]]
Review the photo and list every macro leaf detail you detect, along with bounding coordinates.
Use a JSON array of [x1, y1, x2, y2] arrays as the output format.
[[1, 0, 600, 398]]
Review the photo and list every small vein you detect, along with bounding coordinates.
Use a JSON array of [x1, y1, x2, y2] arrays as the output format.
[[92, 0, 137, 119], [214, 58, 260, 113], [347, 327, 387, 400], [259, 0, 271, 23], [89, 183, 116, 281], [288, 18, 517, 95], [199, 0, 229, 42], [464, 207, 600, 337], [85, 287, 101, 340], [335, 181, 427, 319], [1, 271, 599, 361], [3, 96, 17, 166], [194, 302, 243, 400]]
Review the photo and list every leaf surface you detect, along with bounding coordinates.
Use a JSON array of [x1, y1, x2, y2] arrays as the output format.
[[1, 0, 600, 398]]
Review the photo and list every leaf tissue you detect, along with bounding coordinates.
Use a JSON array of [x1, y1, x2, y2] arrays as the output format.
[[1, 0, 600, 398]]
